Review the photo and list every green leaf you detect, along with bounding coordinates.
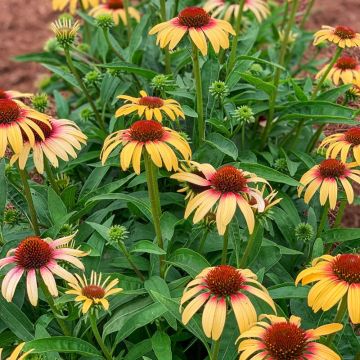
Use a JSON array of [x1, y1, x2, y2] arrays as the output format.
[[167, 248, 210, 277], [23, 337, 101, 357], [207, 133, 238, 160], [245, 225, 264, 267], [269, 284, 309, 299], [312, 238, 324, 259], [48, 188, 67, 224], [124, 339, 152, 360], [0, 160, 7, 223], [182, 105, 198, 118], [53, 90, 69, 118], [238, 163, 299, 186], [322, 228, 360, 244], [131, 240, 166, 255], [239, 72, 276, 96], [0, 297, 34, 341], [42, 64, 80, 89], [14, 52, 63, 66], [79, 166, 109, 198], [151, 331, 172, 360], [99, 62, 157, 79]]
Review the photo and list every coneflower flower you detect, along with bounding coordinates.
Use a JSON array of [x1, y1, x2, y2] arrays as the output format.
[[0, 99, 50, 157], [319, 127, 360, 165], [116, 90, 184, 122], [149, 7, 235, 56], [0, 343, 33, 360], [52, 0, 101, 14], [101, 120, 191, 174], [171, 164, 266, 235], [90, 0, 140, 25], [296, 253, 360, 324], [237, 315, 342, 360], [316, 56, 360, 85], [204, 0, 270, 22], [0, 89, 32, 100], [298, 159, 360, 209], [314, 25, 360, 48], [66, 271, 123, 314], [180, 265, 275, 340], [0, 233, 87, 306], [10, 118, 87, 174]]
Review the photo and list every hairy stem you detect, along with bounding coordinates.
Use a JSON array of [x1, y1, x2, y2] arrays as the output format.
[[160, 0, 171, 73], [316, 202, 330, 238], [90, 314, 113, 360], [325, 294, 347, 346], [239, 223, 258, 268], [221, 228, 229, 264], [44, 159, 60, 195]]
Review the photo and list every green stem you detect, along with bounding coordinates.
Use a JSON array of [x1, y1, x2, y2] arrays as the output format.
[[241, 123, 246, 150], [40, 282, 71, 336], [300, 0, 316, 29], [172, 0, 179, 18], [312, 47, 343, 99], [260, 0, 299, 149], [123, 0, 132, 41], [239, 223, 258, 268], [221, 228, 229, 265], [211, 339, 220, 360], [198, 228, 210, 254], [280, 0, 289, 30], [325, 294, 347, 346], [79, 0, 91, 43], [192, 43, 205, 145], [64, 48, 105, 131], [118, 241, 145, 281], [306, 123, 325, 153], [18, 168, 40, 236], [44, 159, 60, 195], [334, 200, 347, 228], [160, 0, 171, 74], [143, 152, 165, 276], [316, 202, 330, 238], [90, 314, 113, 360], [227, 0, 246, 75]]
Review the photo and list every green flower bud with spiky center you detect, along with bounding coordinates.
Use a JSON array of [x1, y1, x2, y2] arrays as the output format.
[[96, 14, 115, 29], [80, 108, 94, 121], [51, 18, 80, 49], [44, 37, 61, 53], [232, 105, 255, 124], [295, 223, 315, 243], [209, 81, 229, 100], [31, 93, 49, 113], [250, 63, 264, 76], [59, 223, 77, 237], [108, 225, 129, 247], [55, 173, 71, 191], [107, 68, 123, 77], [59, 13, 73, 22], [84, 70, 102, 85], [3, 206, 21, 226], [151, 74, 175, 92], [273, 158, 288, 173]]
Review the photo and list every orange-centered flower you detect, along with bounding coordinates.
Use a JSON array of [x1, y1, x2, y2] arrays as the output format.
[[116, 90, 184, 122], [0, 233, 87, 306], [296, 253, 360, 324], [0, 88, 32, 100], [298, 159, 360, 209], [149, 7, 235, 56], [316, 56, 360, 85], [172, 164, 267, 235], [0, 342, 33, 360], [90, 0, 140, 25], [52, 0, 102, 14], [0, 99, 50, 157], [237, 315, 342, 360], [101, 120, 191, 174], [180, 265, 275, 340], [66, 271, 123, 314], [319, 127, 360, 165], [10, 118, 87, 174], [204, 0, 270, 22], [314, 25, 360, 48]]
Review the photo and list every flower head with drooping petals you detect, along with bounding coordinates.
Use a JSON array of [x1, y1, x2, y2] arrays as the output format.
[[0, 89, 32, 101], [181, 265, 275, 340], [0, 233, 88, 306], [52, 0, 102, 14], [314, 25, 360, 48]]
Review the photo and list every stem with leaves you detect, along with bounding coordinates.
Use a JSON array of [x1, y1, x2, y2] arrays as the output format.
[[118, 241, 145, 281], [239, 223, 258, 268], [221, 228, 229, 264], [316, 202, 330, 238], [325, 294, 347, 346], [89, 314, 113, 360], [44, 159, 60, 195], [123, 0, 133, 41], [160, 0, 171, 73]]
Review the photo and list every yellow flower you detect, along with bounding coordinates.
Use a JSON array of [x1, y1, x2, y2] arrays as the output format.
[[204, 0, 270, 22], [0, 343, 33, 360], [237, 315, 342, 360], [296, 253, 360, 324], [180, 265, 275, 340], [52, 0, 102, 14], [319, 127, 360, 165], [10, 118, 87, 174], [314, 25, 360, 48], [171, 164, 267, 235], [90, 0, 140, 25], [298, 159, 360, 209], [316, 56, 360, 86], [66, 271, 122, 314], [149, 7, 235, 56], [116, 90, 184, 122], [0, 99, 51, 158], [101, 120, 191, 174], [349, 79, 360, 97]]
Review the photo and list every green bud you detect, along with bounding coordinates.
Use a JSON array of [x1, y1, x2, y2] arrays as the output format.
[[209, 81, 229, 100], [3, 204, 21, 226], [151, 74, 175, 92], [59, 223, 77, 237], [55, 173, 71, 191], [51, 19, 80, 48], [31, 93, 48, 113], [84, 70, 102, 85], [108, 225, 129, 246], [273, 158, 288, 172], [232, 105, 255, 124], [250, 63, 264, 76], [80, 108, 94, 121], [295, 223, 315, 242], [96, 14, 114, 29]]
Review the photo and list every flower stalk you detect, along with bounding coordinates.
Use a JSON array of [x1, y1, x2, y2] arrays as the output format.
[[325, 294, 347, 346], [44, 159, 60, 195], [90, 313, 113, 360], [160, 0, 171, 74], [118, 241, 145, 281], [239, 222, 258, 268], [211, 339, 220, 360], [316, 202, 330, 238], [123, 0, 133, 41], [221, 228, 229, 264]]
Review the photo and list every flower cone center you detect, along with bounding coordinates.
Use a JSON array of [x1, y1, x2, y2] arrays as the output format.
[[130, 120, 164, 142], [205, 265, 244, 296], [336, 56, 358, 70], [15, 236, 53, 269], [82, 285, 106, 299], [107, 0, 123, 9], [264, 322, 307, 360], [0, 99, 21, 125], [332, 254, 360, 284], [138, 96, 164, 109], [344, 128, 360, 145], [334, 26, 356, 39], [318, 159, 346, 178], [211, 166, 247, 193], [178, 7, 211, 28]]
